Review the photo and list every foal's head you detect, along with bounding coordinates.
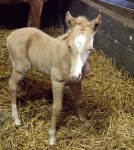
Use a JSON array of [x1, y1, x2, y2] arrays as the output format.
[[65, 12, 102, 82]]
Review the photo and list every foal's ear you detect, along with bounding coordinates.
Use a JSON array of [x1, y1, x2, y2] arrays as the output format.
[[90, 15, 102, 33], [66, 11, 77, 28]]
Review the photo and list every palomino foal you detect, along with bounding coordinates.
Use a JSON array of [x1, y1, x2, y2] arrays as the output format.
[[7, 13, 101, 145], [0, 0, 48, 28]]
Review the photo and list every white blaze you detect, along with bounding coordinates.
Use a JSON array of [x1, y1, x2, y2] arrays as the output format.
[[74, 55, 83, 77], [74, 34, 86, 52], [82, 50, 91, 64], [90, 37, 94, 50], [73, 34, 86, 77]]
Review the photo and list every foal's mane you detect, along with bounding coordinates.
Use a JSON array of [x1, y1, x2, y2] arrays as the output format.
[[57, 30, 71, 40]]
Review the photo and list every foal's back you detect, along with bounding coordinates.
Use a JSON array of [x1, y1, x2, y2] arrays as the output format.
[[7, 27, 70, 78]]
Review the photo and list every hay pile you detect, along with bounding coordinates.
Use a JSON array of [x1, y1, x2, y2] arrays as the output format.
[[0, 28, 134, 150]]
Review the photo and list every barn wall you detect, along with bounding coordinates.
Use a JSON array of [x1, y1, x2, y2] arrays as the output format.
[[0, 3, 29, 28], [90, 0, 134, 21], [64, 0, 134, 76]]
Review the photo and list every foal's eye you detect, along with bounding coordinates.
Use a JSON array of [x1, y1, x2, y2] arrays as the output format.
[[68, 45, 72, 53]]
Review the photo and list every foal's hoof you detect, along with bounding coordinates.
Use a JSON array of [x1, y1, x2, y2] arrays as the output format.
[[15, 119, 21, 126], [49, 136, 56, 145], [49, 139, 56, 145], [49, 130, 56, 145]]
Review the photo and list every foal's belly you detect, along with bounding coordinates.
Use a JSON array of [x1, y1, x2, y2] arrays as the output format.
[[29, 56, 52, 77], [36, 66, 51, 77]]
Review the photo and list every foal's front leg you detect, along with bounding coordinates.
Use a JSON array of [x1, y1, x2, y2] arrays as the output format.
[[69, 81, 88, 126], [49, 80, 65, 145]]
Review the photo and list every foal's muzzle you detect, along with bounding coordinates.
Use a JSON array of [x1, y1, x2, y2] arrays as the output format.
[[69, 72, 82, 81]]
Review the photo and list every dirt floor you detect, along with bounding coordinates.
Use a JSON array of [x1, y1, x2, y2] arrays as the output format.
[[0, 27, 134, 150]]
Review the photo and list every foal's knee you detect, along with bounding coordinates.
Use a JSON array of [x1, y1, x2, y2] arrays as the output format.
[[9, 71, 25, 93], [52, 104, 63, 116]]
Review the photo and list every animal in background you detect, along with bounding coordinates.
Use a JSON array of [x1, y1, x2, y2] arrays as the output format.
[[0, 0, 48, 28]]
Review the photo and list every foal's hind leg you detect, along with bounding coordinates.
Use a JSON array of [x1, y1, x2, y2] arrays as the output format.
[[9, 61, 31, 125], [69, 81, 89, 126], [9, 70, 25, 125]]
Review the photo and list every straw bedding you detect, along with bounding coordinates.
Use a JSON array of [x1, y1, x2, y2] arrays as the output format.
[[0, 28, 134, 150]]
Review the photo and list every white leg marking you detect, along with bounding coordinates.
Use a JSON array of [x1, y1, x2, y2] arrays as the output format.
[[49, 129, 56, 145], [12, 104, 21, 125], [74, 34, 86, 52]]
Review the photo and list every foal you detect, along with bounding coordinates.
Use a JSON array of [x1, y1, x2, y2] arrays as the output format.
[[0, 0, 48, 28], [7, 12, 101, 145]]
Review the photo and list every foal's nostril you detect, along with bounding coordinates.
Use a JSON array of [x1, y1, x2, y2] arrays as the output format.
[[69, 72, 82, 80]]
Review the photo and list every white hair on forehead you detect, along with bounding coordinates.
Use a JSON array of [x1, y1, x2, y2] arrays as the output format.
[[74, 34, 86, 52]]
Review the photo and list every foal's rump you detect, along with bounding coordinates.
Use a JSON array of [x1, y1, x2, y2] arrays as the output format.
[[6, 28, 36, 73]]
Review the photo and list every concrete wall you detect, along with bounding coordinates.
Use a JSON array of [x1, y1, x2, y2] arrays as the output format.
[[64, 0, 134, 76], [91, 0, 134, 20]]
